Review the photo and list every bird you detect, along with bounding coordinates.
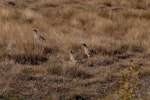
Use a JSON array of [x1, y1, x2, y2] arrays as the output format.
[[82, 43, 90, 58], [69, 50, 76, 64], [33, 29, 46, 42], [82, 43, 96, 58]]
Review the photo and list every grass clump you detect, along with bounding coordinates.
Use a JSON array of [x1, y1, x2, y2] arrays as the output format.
[[64, 66, 93, 79], [103, 2, 112, 7], [130, 45, 145, 53], [47, 65, 62, 76]]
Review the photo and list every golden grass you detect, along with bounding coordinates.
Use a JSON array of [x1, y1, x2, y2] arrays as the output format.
[[0, 0, 150, 99]]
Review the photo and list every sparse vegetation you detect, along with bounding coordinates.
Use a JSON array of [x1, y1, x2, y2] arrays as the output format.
[[0, 0, 150, 99], [116, 60, 142, 100]]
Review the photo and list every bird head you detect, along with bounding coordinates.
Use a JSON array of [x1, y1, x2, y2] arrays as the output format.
[[70, 50, 73, 54], [82, 43, 87, 47], [33, 29, 37, 33]]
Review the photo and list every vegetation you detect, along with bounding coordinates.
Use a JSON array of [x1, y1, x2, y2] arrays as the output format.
[[0, 0, 150, 99]]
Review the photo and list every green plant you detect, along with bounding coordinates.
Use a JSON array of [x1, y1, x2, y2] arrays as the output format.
[[117, 60, 141, 100]]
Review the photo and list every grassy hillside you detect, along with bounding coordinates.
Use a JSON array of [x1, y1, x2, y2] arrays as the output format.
[[0, 0, 150, 99]]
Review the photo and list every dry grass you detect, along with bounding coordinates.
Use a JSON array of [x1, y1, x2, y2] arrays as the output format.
[[0, 0, 150, 99]]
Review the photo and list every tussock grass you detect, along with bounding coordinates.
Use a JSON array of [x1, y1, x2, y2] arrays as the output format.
[[63, 66, 93, 79]]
